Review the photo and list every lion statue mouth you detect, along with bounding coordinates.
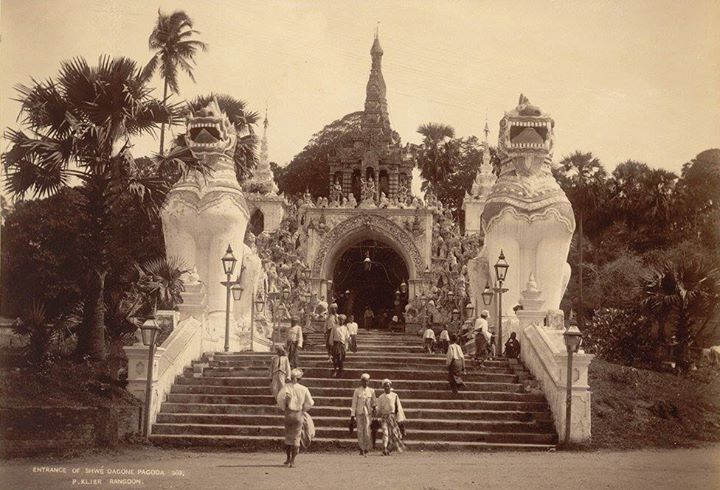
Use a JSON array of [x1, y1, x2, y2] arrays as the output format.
[[499, 94, 554, 158], [184, 98, 235, 155]]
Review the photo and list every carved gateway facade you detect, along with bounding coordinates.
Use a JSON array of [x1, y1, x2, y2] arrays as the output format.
[[302, 207, 434, 299], [298, 32, 434, 300]]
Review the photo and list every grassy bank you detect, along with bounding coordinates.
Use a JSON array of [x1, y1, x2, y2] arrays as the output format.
[[589, 359, 720, 449]]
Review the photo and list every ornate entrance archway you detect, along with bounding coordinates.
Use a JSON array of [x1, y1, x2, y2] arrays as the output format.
[[332, 239, 409, 328], [309, 213, 427, 317], [311, 213, 423, 277]]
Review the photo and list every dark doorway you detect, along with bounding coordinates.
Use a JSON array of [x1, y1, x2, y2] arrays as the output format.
[[332, 239, 409, 329], [250, 209, 264, 235]]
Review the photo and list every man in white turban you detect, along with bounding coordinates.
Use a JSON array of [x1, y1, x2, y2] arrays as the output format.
[[350, 373, 377, 456]]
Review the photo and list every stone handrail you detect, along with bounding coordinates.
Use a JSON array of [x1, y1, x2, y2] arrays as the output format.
[[520, 321, 594, 443], [124, 313, 203, 435]]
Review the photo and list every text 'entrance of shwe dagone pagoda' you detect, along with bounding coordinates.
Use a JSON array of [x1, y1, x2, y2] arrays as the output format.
[[332, 239, 409, 329]]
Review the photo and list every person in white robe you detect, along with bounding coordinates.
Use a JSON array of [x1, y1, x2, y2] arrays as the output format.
[[350, 373, 377, 456], [377, 379, 407, 455], [269, 345, 291, 396], [276, 368, 314, 468], [286, 321, 304, 368]]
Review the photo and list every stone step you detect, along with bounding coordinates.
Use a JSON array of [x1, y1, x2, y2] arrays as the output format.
[[169, 385, 538, 400], [150, 424, 557, 444], [164, 394, 549, 411], [213, 352, 511, 365], [188, 367, 518, 383], [174, 376, 525, 392], [203, 360, 513, 373], [148, 434, 556, 451], [158, 403, 552, 421], [155, 413, 555, 433]]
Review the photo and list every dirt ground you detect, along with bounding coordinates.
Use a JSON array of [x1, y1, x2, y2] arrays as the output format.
[[1, 445, 719, 490]]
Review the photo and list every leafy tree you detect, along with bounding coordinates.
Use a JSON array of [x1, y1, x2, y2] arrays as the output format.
[[277, 112, 364, 198], [675, 149, 720, 249], [583, 308, 654, 365], [2, 56, 186, 360], [554, 151, 608, 329], [168, 94, 259, 183], [142, 10, 207, 154], [585, 253, 646, 312], [1, 189, 87, 319]]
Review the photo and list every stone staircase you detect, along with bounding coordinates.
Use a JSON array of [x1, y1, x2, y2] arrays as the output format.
[[150, 330, 558, 450]]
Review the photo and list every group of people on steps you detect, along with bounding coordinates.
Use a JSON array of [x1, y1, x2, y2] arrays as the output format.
[[268, 302, 524, 466]]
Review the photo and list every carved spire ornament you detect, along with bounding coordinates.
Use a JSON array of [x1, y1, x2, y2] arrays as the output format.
[[244, 106, 279, 195]]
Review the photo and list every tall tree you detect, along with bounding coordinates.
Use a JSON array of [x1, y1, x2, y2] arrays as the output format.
[[675, 149, 720, 249], [415, 123, 459, 193], [608, 160, 678, 251], [3, 56, 187, 360], [554, 151, 608, 330], [142, 10, 208, 155], [277, 112, 364, 198]]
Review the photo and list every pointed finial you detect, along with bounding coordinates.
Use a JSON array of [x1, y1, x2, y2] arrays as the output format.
[[263, 103, 269, 129], [371, 20, 384, 56], [483, 112, 490, 143], [526, 272, 538, 292]]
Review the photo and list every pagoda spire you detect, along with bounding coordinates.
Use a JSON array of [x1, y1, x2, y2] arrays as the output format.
[[363, 25, 391, 145]]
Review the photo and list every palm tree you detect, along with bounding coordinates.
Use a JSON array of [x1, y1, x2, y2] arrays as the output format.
[[554, 151, 608, 330], [642, 260, 720, 369], [142, 10, 208, 155], [135, 256, 189, 311], [415, 123, 458, 192], [3, 56, 189, 360]]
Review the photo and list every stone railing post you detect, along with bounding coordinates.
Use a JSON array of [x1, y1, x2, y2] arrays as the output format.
[[124, 343, 166, 431], [178, 281, 207, 322], [515, 272, 594, 443]]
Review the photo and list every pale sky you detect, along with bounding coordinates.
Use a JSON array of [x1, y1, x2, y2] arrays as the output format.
[[1, 0, 719, 180]]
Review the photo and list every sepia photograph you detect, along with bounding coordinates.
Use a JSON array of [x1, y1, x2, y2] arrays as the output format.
[[0, 1, 719, 488]]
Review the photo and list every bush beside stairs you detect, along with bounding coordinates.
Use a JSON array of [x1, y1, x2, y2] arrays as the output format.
[[150, 329, 558, 451]]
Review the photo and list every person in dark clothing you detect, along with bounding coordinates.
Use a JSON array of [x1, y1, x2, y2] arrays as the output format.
[[505, 332, 521, 359], [446, 333, 466, 394]]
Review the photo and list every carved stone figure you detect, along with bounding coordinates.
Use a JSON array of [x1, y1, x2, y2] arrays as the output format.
[[379, 191, 389, 208], [347, 192, 357, 208], [473, 94, 574, 323], [161, 97, 257, 350]]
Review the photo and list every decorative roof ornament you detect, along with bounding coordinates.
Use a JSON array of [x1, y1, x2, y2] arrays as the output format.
[[243, 105, 279, 195], [469, 116, 496, 199]]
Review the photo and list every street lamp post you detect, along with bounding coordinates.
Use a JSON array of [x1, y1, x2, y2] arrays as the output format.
[[139, 318, 161, 440], [563, 323, 583, 445], [220, 245, 238, 353], [493, 250, 510, 357], [267, 290, 280, 343], [250, 288, 265, 352], [464, 302, 475, 322]]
